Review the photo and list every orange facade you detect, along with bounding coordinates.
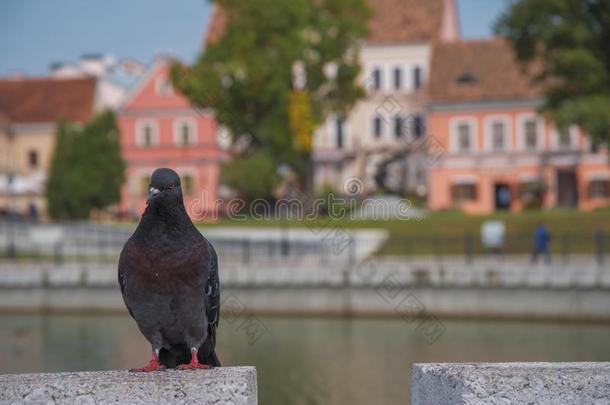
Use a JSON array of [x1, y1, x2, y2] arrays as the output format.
[[118, 59, 225, 220], [428, 104, 610, 214]]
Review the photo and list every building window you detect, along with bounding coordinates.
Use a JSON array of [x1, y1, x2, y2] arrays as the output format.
[[451, 118, 477, 153], [393, 67, 402, 90], [372, 68, 382, 91], [524, 118, 538, 150], [182, 175, 194, 196], [173, 119, 197, 146], [589, 180, 610, 199], [413, 115, 425, 138], [558, 127, 572, 149], [373, 115, 383, 139], [457, 123, 472, 152], [28, 150, 38, 169], [140, 176, 150, 197], [489, 121, 506, 151], [451, 184, 477, 202], [336, 117, 344, 149], [155, 76, 173, 95], [413, 66, 422, 90], [136, 120, 158, 147], [394, 115, 404, 139]]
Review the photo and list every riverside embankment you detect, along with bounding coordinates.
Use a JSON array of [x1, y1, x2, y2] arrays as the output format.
[[2, 256, 609, 321]]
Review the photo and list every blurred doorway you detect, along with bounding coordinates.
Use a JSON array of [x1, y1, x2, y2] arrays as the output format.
[[556, 170, 578, 207], [494, 183, 511, 210]]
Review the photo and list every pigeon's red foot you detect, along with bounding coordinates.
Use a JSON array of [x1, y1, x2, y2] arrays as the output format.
[[177, 362, 212, 370], [177, 349, 213, 370], [130, 352, 165, 372]]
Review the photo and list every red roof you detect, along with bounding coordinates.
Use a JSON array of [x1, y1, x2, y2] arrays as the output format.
[[427, 38, 542, 103], [204, 0, 450, 47], [0, 76, 96, 124]]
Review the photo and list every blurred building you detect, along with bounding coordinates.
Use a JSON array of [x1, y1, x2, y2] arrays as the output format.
[[312, 0, 460, 196], [117, 57, 225, 219], [0, 76, 96, 215], [426, 39, 610, 213], [49, 54, 145, 110], [205, 0, 460, 197]]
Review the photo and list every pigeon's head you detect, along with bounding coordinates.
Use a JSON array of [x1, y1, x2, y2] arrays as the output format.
[[147, 168, 184, 208]]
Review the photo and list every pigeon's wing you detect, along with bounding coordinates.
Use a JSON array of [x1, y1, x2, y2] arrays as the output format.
[[118, 239, 139, 319], [205, 241, 220, 348]]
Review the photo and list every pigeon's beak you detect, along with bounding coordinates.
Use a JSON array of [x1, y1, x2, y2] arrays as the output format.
[[147, 187, 161, 204]]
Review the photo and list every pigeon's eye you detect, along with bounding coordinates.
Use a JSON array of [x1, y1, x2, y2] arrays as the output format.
[[168, 183, 175, 189]]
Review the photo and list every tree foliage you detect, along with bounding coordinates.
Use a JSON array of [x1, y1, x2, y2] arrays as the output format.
[[46, 111, 125, 220], [172, 0, 371, 199], [495, 0, 610, 144]]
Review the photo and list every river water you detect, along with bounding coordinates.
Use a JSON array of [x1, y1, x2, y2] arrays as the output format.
[[1, 314, 610, 404]]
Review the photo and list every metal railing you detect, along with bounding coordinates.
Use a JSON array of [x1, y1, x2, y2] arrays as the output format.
[[0, 218, 359, 266]]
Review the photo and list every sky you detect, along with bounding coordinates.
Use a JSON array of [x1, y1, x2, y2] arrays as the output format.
[[0, 0, 508, 76]]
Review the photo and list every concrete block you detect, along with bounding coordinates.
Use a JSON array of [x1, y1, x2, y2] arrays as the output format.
[[412, 362, 610, 405], [0, 367, 257, 405]]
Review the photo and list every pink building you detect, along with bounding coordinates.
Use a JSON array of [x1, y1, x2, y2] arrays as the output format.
[[118, 58, 225, 219], [427, 39, 610, 214]]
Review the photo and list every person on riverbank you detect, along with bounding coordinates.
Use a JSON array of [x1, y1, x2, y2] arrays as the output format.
[[531, 222, 551, 264]]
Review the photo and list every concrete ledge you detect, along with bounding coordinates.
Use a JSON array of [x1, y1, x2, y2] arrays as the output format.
[[412, 362, 610, 404], [0, 367, 257, 405]]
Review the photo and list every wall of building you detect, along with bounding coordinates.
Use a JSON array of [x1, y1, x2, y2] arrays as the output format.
[[427, 103, 610, 213], [313, 44, 430, 193], [118, 61, 224, 218]]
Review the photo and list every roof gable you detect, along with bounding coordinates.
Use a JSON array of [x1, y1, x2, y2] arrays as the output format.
[[121, 59, 193, 111]]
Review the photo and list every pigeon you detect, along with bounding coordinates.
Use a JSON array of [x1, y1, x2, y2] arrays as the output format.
[[118, 168, 220, 371]]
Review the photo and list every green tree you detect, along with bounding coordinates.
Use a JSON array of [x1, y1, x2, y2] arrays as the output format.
[[172, 0, 371, 199], [46, 111, 125, 220], [495, 0, 610, 145]]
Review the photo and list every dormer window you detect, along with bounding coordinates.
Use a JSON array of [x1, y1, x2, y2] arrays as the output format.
[[457, 71, 477, 84], [155, 76, 173, 95]]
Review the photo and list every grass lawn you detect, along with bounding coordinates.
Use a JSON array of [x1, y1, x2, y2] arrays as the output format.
[[197, 208, 610, 255]]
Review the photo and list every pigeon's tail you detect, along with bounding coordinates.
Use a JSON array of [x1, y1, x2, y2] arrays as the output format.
[[198, 346, 221, 367], [159, 346, 190, 369]]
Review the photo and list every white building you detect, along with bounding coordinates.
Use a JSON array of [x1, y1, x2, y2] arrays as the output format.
[[50, 54, 145, 111], [312, 0, 460, 197]]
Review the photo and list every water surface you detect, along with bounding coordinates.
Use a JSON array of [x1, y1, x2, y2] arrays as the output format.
[[2, 314, 610, 404]]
